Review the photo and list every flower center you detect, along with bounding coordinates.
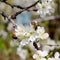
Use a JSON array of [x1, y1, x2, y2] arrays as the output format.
[[42, 5, 46, 9]]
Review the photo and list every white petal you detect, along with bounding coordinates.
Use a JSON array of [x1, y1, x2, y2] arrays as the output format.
[[54, 52, 60, 58], [48, 58, 54, 60], [37, 26, 45, 34], [33, 54, 38, 59], [36, 3, 42, 9], [40, 58, 46, 60], [42, 50, 48, 56]]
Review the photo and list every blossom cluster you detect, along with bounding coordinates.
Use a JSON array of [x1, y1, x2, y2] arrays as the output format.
[[14, 24, 49, 46], [36, 0, 55, 18], [11, 24, 49, 60], [33, 50, 60, 60], [12, 23, 60, 60]]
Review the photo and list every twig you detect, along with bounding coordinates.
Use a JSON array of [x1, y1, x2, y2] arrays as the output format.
[[0, 0, 39, 19], [44, 44, 60, 46], [11, 9, 37, 19], [32, 15, 60, 22], [0, 0, 24, 9], [0, 11, 8, 18], [0, 0, 39, 10], [0, 11, 17, 27], [25, 0, 39, 10], [11, 0, 39, 19]]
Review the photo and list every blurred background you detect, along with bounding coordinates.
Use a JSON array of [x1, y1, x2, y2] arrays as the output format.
[[0, 0, 60, 60]]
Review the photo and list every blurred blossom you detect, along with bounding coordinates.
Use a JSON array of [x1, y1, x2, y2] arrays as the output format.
[[17, 48, 28, 60], [28, 42, 37, 51], [0, 30, 8, 40], [33, 50, 49, 60], [56, 41, 60, 49], [42, 38, 56, 51], [15, 25, 26, 38], [36, 0, 55, 18], [0, 2, 5, 11], [7, 23, 13, 32], [33, 50, 60, 60], [48, 52, 60, 60], [54, 52, 60, 59], [36, 26, 49, 40], [10, 39, 19, 47], [37, 50, 49, 57], [40, 58, 46, 60]]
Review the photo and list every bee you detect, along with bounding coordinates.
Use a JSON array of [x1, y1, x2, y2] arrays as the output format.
[[33, 42, 39, 50], [11, 32, 18, 39], [31, 21, 38, 30]]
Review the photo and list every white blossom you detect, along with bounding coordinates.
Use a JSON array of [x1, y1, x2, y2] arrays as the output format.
[[0, 2, 5, 10], [15, 26, 25, 37], [0, 30, 8, 40], [37, 50, 49, 57], [10, 40, 19, 46], [42, 39, 56, 51], [40, 58, 46, 60], [33, 50, 49, 60], [17, 47, 28, 60], [36, 0, 55, 18], [48, 52, 60, 60], [36, 26, 49, 40], [36, 26, 45, 34], [48, 58, 55, 60], [54, 52, 60, 59], [14, 25, 49, 48]]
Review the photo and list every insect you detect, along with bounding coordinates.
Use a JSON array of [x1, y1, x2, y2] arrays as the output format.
[[33, 42, 39, 50], [31, 21, 38, 30], [11, 32, 18, 39]]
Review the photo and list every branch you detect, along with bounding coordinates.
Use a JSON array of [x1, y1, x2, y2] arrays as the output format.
[[32, 15, 60, 22], [44, 44, 60, 46], [11, 9, 37, 19], [0, 11, 8, 18], [0, 11, 17, 27], [11, 10, 24, 19], [0, 0, 24, 9], [0, 0, 39, 10], [10, 0, 39, 19], [25, 0, 39, 10], [0, 0, 39, 19]]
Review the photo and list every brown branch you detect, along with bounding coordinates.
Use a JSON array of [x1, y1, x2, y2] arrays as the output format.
[[0, 11, 8, 18], [0, 11, 17, 27], [0, 0, 39, 19], [44, 44, 60, 46], [11, 9, 37, 19], [32, 15, 60, 22], [25, 0, 39, 10], [10, 1, 39, 19], [0, 0, 39, 9], [0, 0, 25, 9], [5, 2, 25, 9], [11, 10, 24, 19]]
